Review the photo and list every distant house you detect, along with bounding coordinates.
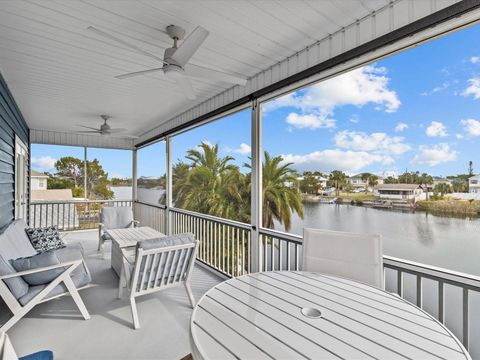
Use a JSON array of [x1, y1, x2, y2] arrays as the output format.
[[349, 174, 384, 191], [469, 175, 480, 193], [30, 187, 79, 229], [30, 170, 48, 190], [374, 184, 424, 200], [432, 177, 452, 187], [296, 175, 328, 189]]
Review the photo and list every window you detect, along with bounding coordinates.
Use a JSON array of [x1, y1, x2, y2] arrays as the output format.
[[87, 148, 132, 200], [260, 24, 480, 276], [171, 108, 251, 222], [137, 140, 166, 205]]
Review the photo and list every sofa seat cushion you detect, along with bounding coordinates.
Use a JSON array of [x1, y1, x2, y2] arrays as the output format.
[[18, 271, 90, 306], [0, 255, 29, 299], [10, 251, 65, 286], [0, 219, 37, 261], [53, 244, 90, 280], [25, 226, 65, 253]]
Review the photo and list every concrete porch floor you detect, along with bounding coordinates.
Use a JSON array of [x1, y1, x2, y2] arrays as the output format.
[[0, 230, 222, 360]]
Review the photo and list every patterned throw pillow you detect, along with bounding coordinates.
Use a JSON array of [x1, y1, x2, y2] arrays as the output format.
[[25, 226, 66, 253]]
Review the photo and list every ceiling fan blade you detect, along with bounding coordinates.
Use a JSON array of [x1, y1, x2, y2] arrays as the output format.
[[76, 125, 100, 131], [74, 131, 101, 134], [108, 128, 127, 133], [115, 68, 164, 79], [87, 26, 168, 65], [170, 26, 209, 66], [175, 75, 196, 100], [184, 64, 247, 85]]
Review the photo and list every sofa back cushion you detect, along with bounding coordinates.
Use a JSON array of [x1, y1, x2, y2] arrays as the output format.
[[0, 254, 29, 299], [101, 206, 133, 230], [0, 219, 37, 261], [10, 251, 65, 286]]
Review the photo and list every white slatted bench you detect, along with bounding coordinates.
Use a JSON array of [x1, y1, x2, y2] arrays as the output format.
[[190, 271, 471, 360]]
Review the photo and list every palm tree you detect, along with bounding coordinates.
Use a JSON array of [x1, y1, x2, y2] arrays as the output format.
[[367, 174, 379, 191], [329, 170, 347, 196], [175, 142, 247, 221], [260, 152, 304, 231]]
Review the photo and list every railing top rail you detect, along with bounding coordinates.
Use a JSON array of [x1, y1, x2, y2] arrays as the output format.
[[30, 199, 132, 205], [170, 207, 251, 231], [383, 255, 480, 291], [134, 200, 167, 209], [259, 227, 303, 244]]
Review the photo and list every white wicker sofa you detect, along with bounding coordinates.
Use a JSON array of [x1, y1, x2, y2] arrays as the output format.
[[0, 219, 92, 332]]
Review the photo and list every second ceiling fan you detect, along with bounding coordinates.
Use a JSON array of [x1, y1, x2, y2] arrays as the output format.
[[88, 24, 247, 100]]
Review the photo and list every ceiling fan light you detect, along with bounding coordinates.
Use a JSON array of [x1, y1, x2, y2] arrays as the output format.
[[164, 65, 184, 80]]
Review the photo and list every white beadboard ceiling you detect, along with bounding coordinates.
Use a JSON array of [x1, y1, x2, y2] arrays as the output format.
[[0, 0, 468, 146], [0, 0, 396, 140]]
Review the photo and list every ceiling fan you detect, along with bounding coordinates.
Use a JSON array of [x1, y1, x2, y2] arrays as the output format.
[[75, 115, 135, 137], [87, 24, 247, 100]]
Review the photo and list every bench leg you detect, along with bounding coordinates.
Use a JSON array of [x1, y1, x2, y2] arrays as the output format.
[[185, 283, 195, 308], [130, 297, 140, 329], [63, 277, 90, 320]]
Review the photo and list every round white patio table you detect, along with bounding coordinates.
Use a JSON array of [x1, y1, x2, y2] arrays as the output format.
[[190, 271, 470, 360]]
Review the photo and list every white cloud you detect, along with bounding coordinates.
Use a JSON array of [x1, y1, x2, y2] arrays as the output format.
[[426, 121, 448, 137], [411, 143, 457, 166], [263, 64, 400, 115], [286, 113, 335, 129], [470, 56, 480, 64], [395, 122, 408, 132], [462, 78, 480, 99], [31, 156, 56, 170], [282, 149, 393, 173], [334, 130, 410, 155], [349, 115, 359, 123], [456, 133, 464, 139], [234, 143, 251, 155], [461, 118, 480, 136]]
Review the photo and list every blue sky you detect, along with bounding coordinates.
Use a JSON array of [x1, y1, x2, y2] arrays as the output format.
[[32, 24, 480, 178]]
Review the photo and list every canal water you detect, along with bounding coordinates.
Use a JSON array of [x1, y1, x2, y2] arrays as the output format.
[[276, 202, 480, 276]]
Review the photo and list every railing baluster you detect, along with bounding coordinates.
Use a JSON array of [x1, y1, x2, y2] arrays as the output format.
[[222, 224, 225, 273], [463, 288, 469, 350], [242, 230, 245, 275], [416, 275, 422, 308], [397, 270, 403, 297], [438, 280, 445, 323]]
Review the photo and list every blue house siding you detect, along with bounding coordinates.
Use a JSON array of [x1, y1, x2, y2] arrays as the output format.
[[0, 73, 29, 229]]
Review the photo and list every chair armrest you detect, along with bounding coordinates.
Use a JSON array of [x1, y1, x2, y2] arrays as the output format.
[[132, 220, 140, 227], [0, 260, 81, 280], [98, 222, 105, 229]]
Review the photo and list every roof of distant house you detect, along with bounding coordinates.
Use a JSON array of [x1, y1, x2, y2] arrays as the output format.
[[469, 175, 480, 180], [31, 170, 48, 178], [31, 189, 73, 201], [375, 184, 422, 191]]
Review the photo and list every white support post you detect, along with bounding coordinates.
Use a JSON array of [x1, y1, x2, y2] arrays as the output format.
[[251, 99, 263, 273], [166, 136, 173, 236], [132, 148, 137, 215], [83, 147, 88, 199]]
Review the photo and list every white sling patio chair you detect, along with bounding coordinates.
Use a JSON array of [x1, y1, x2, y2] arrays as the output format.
[[98, 206, 139, 258], [117, 233, 199, 329], [303, 228, 383, 288], [0, 258, 91, 333]]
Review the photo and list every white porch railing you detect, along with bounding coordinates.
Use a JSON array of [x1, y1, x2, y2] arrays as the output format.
[[29, 200, 132, 231]]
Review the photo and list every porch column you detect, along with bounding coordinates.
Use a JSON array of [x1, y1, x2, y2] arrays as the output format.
[[132, 148, 137, 202], [83, 147, 87, 199], [166, 136, 172, 235], [251, 99, 262, 273]]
